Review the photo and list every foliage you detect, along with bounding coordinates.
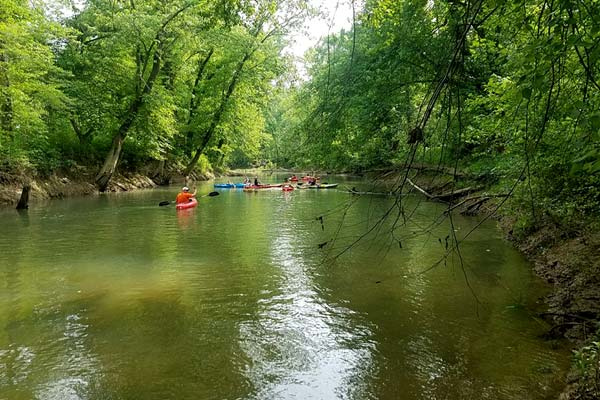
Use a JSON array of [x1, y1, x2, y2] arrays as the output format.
[[264, 0, 600, 227], [573, 340, 600, 398], [0, 0, 309, 182], [0, 0, 68, 171]]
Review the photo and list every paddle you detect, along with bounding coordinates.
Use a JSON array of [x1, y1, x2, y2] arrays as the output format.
[[159, 191, 219, 206]]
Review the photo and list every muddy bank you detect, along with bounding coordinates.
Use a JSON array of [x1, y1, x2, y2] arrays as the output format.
[[0, 166, 218, 208], [0, 171, 158, 207], [0, 170, 166, 208], [508, 221, 600, 400]]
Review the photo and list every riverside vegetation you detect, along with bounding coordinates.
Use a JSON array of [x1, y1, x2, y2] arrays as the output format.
[[1, 0, 599, 397]]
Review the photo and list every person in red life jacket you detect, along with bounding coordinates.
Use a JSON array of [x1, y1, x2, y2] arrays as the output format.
[[176, 186, 196, 204]]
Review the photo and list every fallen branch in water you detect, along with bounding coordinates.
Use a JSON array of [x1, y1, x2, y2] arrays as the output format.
[[406, 178, 435, 199], [406, 178, 479, 202]]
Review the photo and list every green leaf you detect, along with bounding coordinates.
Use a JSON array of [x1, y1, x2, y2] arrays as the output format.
[[590, 114, 600, 131], [521, 87, 532, 99]]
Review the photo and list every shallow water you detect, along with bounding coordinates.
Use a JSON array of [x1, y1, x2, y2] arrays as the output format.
[[0, 176, 568, 399]]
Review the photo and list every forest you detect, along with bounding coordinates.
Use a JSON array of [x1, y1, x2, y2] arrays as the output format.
[[1, 0, 600, 397]]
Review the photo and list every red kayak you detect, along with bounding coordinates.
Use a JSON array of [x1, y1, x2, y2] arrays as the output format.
[[243, 184, 283, 190], [176, 198, 198, 210]]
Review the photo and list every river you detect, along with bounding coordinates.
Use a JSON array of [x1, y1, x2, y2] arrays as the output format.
[[0, 176, 569, 399]]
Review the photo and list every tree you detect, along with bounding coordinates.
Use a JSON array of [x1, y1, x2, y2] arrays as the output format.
[[0, 0, 67, 170], [182, 0, 310, 176]]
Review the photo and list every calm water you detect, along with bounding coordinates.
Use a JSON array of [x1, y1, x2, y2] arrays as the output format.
[[0, 176, 568, 399]]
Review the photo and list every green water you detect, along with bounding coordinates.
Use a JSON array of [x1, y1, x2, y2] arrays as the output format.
[[0, 177, 569, 399]]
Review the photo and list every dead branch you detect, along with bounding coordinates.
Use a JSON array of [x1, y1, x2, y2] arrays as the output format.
[[406, 178, 436, 199]]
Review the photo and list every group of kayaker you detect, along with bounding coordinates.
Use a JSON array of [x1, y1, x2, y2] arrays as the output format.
[[176, 176, 260, 205], [288, 175, 320, 185], [242, 176, 261, 185], [176, 174, 327, 205]]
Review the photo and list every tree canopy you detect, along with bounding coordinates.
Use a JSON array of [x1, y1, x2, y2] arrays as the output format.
[[265, 0, 600, 224]]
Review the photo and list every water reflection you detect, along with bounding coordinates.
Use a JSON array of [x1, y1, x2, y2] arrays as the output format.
[[176, 207, 196, 230], [239, 202, 376, 399], [315, 194, 568, 400]]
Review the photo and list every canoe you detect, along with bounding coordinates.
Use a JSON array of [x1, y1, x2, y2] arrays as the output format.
[[307, 183, 338, 189], [176, 198, 198, 210]]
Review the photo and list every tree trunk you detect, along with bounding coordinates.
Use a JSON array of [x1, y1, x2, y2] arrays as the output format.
[[70, 118, 93, 146], [184, 51, 251, 176], [186, 49, 214, 156], [95, 44, 162, 191], [151, 157, 171, 185], [216, 138, 226, 167], [95, 133, 124, 191], [93, 1, 194, 190], [16, 184, 30, 210]]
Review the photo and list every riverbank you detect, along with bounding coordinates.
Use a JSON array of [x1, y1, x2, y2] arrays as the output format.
[[0, 165, 220, 208], [510, 219, 600, 400], [365, 168, 599, 399], [0, 170, 156, 207], [0, 170, 210, 208]]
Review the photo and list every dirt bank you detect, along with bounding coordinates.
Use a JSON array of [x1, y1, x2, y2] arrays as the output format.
[[508, 220, 600, 400], [0, 166, 218, 208], [0, 170, 158, 208]]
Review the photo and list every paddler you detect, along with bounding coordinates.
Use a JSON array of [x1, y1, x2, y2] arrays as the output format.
[[176, 186, 196, 204]]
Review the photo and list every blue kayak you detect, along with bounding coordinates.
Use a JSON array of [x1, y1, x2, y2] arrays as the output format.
[[214, 183, 247, 188]]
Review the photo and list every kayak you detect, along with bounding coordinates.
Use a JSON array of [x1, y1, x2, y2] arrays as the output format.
[[214, 183, 246, 188], [307, 183, 338, 189], [176, 198, 198, 210], [243, 184, 283, 190]]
